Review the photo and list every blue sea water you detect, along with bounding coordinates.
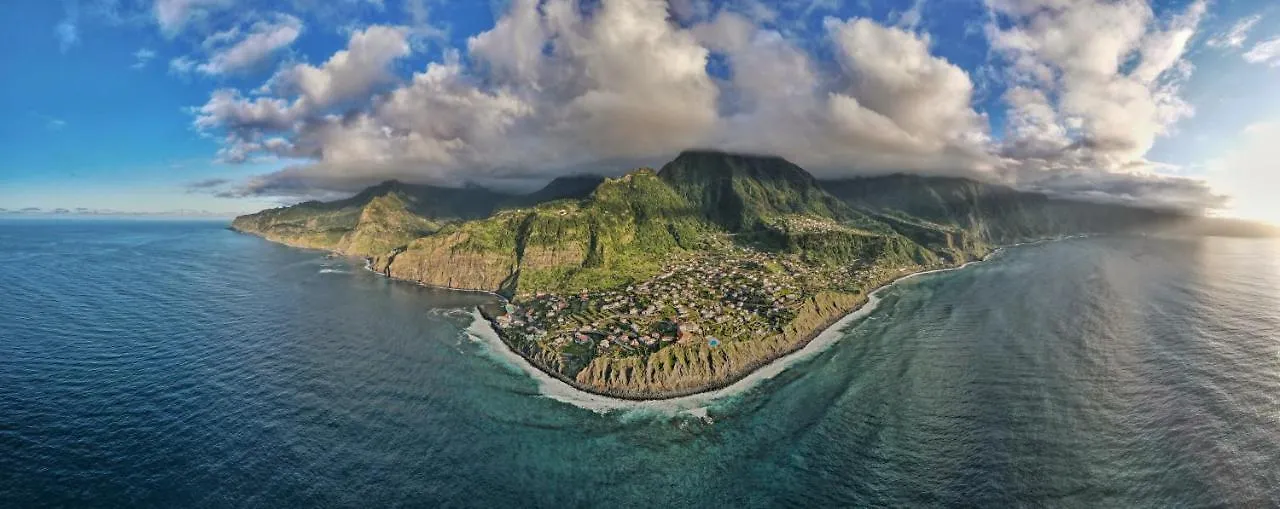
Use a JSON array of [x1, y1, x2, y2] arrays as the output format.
[[2, 218, 1280, 507]]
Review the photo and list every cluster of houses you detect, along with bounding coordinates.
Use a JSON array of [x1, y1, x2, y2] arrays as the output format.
[[844, 261, 914, 289], [767, 215, 858, 235], [489, 235, 951, 365], [494, 248, 820, 358]]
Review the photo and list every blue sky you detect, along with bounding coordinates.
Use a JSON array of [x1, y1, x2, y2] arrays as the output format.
[[2, 0, 1279, 220]]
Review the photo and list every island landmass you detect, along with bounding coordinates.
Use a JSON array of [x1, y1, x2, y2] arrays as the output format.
[[232, 150, 1277, 399]]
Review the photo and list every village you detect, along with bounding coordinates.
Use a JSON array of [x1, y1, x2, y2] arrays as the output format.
[[490, 242, 931, 364]]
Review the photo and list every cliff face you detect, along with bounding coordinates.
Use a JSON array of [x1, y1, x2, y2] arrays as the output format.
[[382, 231, 520, 292], [573, 291, 862, 397], [229, 200, 359, 251], [230, 181, 510, 257]]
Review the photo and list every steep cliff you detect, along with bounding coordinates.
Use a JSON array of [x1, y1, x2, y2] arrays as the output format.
[[230, 180, 509, 256], [573, 291, 862, 397], [379, 169, 707, 296]]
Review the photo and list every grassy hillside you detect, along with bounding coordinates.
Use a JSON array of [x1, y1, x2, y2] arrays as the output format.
[[230, 181, 510, 256], [657, 150, 854, 232], [379, 169, 710, 297]]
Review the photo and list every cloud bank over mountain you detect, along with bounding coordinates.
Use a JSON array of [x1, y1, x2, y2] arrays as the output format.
[[187, 0, 1225, 211]]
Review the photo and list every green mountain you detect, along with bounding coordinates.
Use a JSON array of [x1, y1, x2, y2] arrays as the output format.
[[370, 168, 706, 296], [657, 151, 925, 266], [230, 180, 508, 255], [506, 175, 606, 208], [657, 150, 851, 231], [232, 150, 1277, 399]]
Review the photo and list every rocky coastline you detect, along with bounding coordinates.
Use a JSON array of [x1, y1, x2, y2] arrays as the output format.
[[468, 259, 970, 401]]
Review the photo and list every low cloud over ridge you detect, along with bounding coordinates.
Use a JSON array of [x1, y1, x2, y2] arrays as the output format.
[[190, 0, 1223, 212]]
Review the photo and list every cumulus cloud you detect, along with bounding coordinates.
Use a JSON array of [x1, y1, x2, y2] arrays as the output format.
[[207, 0, 721, 194], [986, 0, 1208, 189], [271, 25, 411, 110], [823, 18, 989, 165], [687, 14, 994, 176], [191, 89, 301, 162], [190, 24, 412, 163], [195, 14, 302, 75], [1243, 37, 1280, 66], [193, 89, 298, 132], [1206, 14, 1261, 49], [187, 0, 1223, 211]]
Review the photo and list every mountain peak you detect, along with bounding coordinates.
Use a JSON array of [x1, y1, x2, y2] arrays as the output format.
[[661, 150, 815, 186], [513, 174, 607, 207], [657, 149, 844, 231]]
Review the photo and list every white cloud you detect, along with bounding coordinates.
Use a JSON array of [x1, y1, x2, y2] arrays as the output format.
[[287, 52, 533, 172], [131, 48, 157, 69], [987, 0, 1207, 175], [272, 25, 411, 110], [191, 90, 300, 163], [155, 0, 234, 36], [826, 18, 987, 152], [196, 14, 302, 75], [1243, 37, 1280, 66], [184, 0, 1223, 210], [892, 0, 926, 30], [739, 0, 778, 23], [466, 0, 548, 84], [690, 10, 755, 52], [538, 0, 719, 161], [401, 0, 449, 46], [169, 56, 197, 74], [703, 16, 993, 175], [55, 1, 79, 53], [190, 25, 411, 163], [193, 89, 299, 133], [1207, 14, 1261, 49], [1000, 86, 1070, 161]]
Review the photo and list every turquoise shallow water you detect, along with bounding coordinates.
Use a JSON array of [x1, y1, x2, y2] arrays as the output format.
[[2, 218, 1280, 507]]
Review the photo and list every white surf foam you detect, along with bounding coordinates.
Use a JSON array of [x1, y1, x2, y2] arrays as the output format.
[[464, 269, 935, 415]]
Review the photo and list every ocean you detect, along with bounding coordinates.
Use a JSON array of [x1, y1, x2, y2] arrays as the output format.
[[2, 218, 1279, 507]]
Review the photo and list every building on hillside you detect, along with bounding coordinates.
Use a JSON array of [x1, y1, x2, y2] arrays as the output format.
[[677, 322, 701, 343]]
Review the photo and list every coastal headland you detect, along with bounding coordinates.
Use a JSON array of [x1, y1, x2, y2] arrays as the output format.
[[231, 150, 1276, 399]]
